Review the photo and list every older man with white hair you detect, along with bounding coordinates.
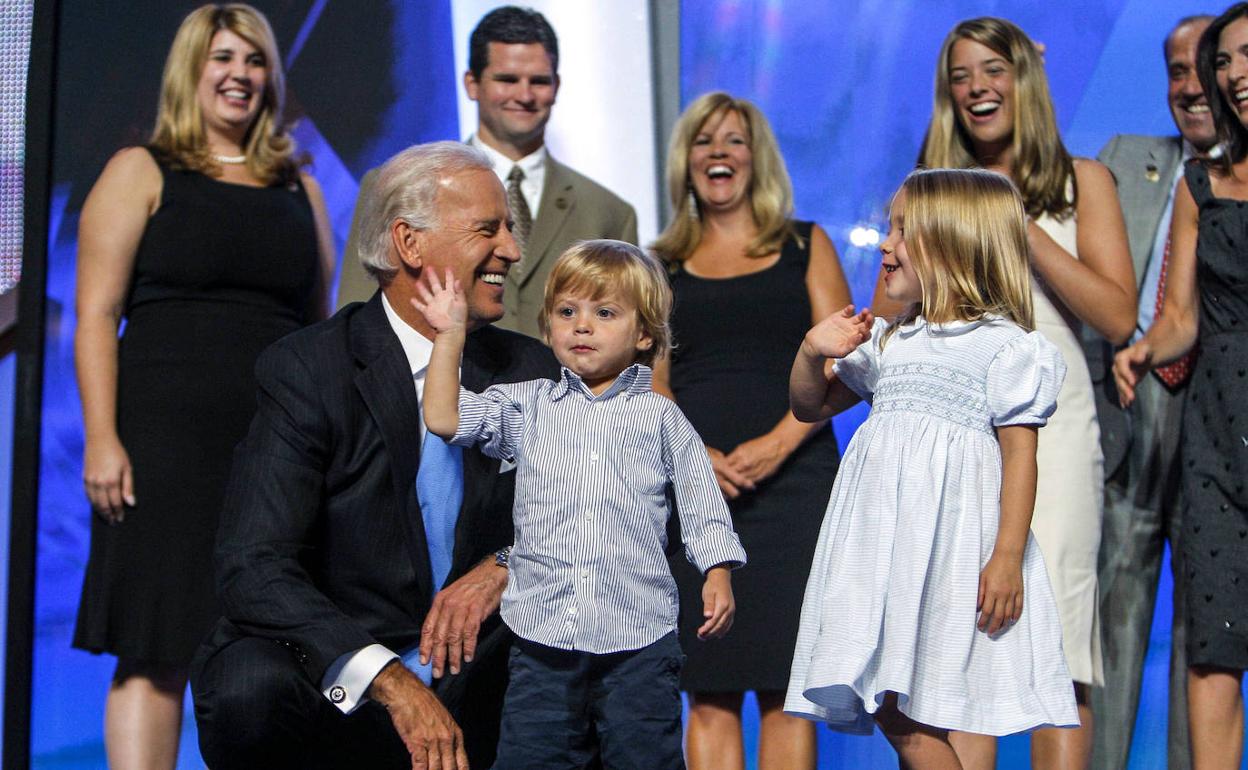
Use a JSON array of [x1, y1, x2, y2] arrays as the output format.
[[191, 141, 557, 770]]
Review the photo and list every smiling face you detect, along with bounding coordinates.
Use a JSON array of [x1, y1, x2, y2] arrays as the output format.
[[196, 28, 267, 148], [466, 42, 559, 159], [547, 290, 653, 394], [880, 189, 923, 307], [1215, 16, 1248, 131], [688, 108, 754, 215], [948, 37, 1015, 155], [1168, 20, 1216, 150], [416, 168, 519, 328]]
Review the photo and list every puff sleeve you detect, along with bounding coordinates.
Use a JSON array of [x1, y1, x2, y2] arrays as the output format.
[[833, 317, 889, 401], [986, 331, 1067, 427]]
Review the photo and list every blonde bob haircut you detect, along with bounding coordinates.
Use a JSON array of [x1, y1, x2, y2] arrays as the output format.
[[539, 240, 672, 366], [890, 168, 1034, 336], [149, 3, 297, 183], [651, 91, 798, 263], [918, 17, 1076, 220]]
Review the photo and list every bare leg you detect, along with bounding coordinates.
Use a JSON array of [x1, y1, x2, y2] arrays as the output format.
[[685, 691, 745, 770], [104, 659, 187, 770], [1188, 666, 1244, 770], [874, 692, 964, 770], [948, 731, 996, 770], [1031, 682, 1093, 770], [755, 691, 816, 770]]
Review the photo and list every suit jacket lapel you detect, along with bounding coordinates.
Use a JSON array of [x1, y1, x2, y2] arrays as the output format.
[[349, 293, 434, 604], [515, 156, 575, 289], [1134, 138, 1184, 289]]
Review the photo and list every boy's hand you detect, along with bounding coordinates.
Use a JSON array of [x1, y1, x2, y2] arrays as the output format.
[[411, 267, 468, 334], [697, 566, 735, 640], [801, 304, 874, 360], [977, 551, 1023, 636]]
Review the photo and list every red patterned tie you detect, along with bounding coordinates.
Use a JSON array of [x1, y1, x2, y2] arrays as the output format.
[[1152, 229, 1196, 388]]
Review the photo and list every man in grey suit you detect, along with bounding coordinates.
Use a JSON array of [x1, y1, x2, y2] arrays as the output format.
[[337, 6, 638, 340], [1089, 15, 1215, 770]]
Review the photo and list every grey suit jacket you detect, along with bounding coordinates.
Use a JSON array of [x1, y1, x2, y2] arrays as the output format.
[[1089, 134, 1184, 476], [336, 154, 639, 340]]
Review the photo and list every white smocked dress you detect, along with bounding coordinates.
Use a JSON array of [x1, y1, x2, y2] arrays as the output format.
[[784, 316, 1081, 736]]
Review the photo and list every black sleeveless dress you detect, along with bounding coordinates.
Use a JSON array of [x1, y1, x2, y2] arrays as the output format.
[[668, 221, 840, 692], [1180, 162, 1248, 669], [73, 150, 320, 665]]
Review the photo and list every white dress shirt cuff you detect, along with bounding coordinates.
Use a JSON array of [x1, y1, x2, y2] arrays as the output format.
[[321, 644, 399, 714]]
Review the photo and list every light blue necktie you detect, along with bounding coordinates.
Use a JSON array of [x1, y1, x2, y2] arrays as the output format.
[[405, 430, 463, 683]]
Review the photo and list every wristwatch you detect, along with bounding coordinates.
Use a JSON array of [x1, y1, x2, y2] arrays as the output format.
[[494, 546, 512, 568]]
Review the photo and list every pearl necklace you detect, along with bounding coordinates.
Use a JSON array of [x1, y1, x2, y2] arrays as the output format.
[[213, 153, 246, 165]]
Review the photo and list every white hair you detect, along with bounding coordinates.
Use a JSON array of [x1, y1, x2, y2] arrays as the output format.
[[356, 141, 494, 281]]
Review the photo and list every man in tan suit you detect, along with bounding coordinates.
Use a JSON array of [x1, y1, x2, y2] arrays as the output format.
[[338, 6, 638, 339]]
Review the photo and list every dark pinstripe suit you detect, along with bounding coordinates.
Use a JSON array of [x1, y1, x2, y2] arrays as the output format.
[[191, 292, 557, 769]]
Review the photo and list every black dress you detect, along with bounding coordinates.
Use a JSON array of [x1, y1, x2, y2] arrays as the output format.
[[668, 221, 840, 692], [73, 150, 320, 665], [1180, 162, 1248, 670]]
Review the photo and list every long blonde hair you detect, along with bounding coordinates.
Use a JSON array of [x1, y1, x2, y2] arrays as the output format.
[[891, 168, 1034, 336], [149, 3, 297, 183], [918, 17, 1075, 219], [651, 92, 798, 263]]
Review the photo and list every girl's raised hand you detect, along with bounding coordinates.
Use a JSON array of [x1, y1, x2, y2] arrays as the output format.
[[801, 304, 874, 360], [411, 267, 467, 334], [977, 552, 1023, 636]]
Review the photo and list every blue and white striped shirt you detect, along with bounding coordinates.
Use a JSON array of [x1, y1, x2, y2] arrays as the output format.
[[451, 364, 747, 654]]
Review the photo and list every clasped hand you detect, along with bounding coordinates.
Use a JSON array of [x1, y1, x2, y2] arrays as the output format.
[[1111, 340, 1153, 407]]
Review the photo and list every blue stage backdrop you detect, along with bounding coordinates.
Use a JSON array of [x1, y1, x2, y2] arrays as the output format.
[[33, 1, 457, 765], [679, 0, 1242, 768]]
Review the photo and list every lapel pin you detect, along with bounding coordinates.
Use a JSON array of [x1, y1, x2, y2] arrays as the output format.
[[1145, 164, 1160, 182]]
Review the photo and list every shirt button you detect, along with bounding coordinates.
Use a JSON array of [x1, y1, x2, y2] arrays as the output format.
[[568, 606, 578, 615], [585, 512, 594, 521], [590, 452, 599, 462], [581, 569, 590, 579]]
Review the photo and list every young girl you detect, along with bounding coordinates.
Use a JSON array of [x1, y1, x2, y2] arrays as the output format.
[[784, 168, 1079, 767]]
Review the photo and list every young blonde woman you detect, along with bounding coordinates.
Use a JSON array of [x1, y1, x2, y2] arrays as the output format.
[[73, 5, 332, 767], [651, 92, 851, 770], [888, 16, 1136, 770]]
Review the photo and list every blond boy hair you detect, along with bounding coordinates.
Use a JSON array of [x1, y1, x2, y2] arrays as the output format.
[[540, 240, 672, 366]]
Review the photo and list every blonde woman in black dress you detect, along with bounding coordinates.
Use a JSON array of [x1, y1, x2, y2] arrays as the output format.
[[652, 92, 851, 770], [73, 5, 332, 766]]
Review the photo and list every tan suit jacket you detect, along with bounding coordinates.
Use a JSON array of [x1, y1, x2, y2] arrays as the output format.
[[336, 154, 638, 340]]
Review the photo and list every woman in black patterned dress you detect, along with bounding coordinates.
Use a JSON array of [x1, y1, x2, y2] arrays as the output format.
[[73, 5, 332, 766], [1115, 5, 1248, 767]]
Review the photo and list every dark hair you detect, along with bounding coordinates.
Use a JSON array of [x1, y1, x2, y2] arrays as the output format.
[[1197, 3, 1248, 168], [468, 6, 559, 79]]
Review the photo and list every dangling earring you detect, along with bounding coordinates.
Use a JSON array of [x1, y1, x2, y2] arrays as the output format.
[[687, 187, 699, 221]]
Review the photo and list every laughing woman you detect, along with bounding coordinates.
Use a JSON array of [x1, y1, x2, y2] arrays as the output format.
[[72, 5, 332, 767], [652, 92, 851, 770], [902, 16, 1137, 770]]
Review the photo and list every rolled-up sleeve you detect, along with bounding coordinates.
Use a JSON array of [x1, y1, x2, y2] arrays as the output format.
[[662, 406, 747, 574], [451, 382, 530, 460]]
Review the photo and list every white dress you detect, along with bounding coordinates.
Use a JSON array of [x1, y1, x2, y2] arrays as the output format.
[[784, 316, 1081, 736], [1030, 209, 1105, 687]]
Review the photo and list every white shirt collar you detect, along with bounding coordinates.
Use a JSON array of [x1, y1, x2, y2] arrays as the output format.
[[381, 292, 435, 378], [469, 134, 547, 179]]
